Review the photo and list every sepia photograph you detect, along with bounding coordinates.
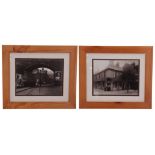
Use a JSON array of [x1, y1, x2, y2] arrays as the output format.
[[3, 45, 77, 108], [80, 46, 152, 108], [92, 59, 140, 96], [15, 58, 64, 96]]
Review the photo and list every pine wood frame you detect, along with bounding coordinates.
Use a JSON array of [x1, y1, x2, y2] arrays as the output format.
[[3, 45, 77, 109], [79, 46, 153, 109]]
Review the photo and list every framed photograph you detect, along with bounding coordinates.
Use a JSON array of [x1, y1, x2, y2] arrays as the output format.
[[3, 45, 77, 109], [79, 46, 153, 109]]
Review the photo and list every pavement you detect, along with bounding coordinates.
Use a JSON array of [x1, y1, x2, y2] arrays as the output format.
[[16, 84, 63, 96], [93, 88, 139, 96], [16, 87, 31, 93]]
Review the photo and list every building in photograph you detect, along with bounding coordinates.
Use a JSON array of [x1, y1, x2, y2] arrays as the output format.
[[93, 61, 139, 92], [94, 65, 123, 91]]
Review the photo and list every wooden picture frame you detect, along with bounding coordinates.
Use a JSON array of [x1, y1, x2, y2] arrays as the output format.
[[3, 45, 77, 109], [79, 46, 153, 109]]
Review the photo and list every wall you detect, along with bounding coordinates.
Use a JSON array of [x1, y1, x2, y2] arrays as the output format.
[[0, 0, 155, 155]]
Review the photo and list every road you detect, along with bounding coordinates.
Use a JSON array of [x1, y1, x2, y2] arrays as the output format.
[[93, 88, 139, 96], [16, 84, 63, 96]]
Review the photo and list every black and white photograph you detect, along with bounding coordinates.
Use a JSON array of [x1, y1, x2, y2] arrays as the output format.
[[15, 58, 64, 96], [92, 59, 140, 96]]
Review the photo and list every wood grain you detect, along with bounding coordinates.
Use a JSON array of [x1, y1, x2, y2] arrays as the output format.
[[3, 45, 77, 109], [79, 46, 153, 109]]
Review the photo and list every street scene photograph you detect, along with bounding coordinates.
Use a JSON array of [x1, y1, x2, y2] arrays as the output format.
[[15, 58, 64, 96], [92, 59, 140, 96]]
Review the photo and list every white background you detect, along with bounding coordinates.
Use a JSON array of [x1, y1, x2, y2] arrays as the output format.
[[0, 0, 154, 155]]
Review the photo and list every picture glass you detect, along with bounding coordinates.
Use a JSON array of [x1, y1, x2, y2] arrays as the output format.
[[10, 53, 69, 102], [15, 58, 64, 96], [92, 59, 140, 96], [87, 53, 145, 102]]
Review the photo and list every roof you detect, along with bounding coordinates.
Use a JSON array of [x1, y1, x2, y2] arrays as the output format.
[[15, 58, 64, 74], [95, 66, 123, 75], [107, 66, 123, 72]]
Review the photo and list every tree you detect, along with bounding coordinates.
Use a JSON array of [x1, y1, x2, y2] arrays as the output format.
[[115, 62, 120, 68], [121, 63, 138, 92]]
